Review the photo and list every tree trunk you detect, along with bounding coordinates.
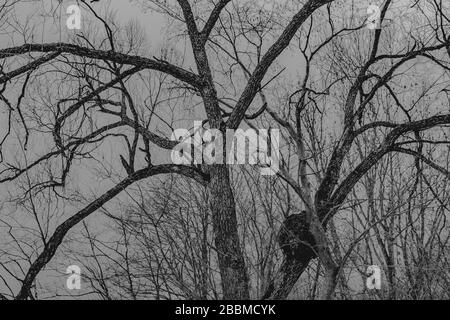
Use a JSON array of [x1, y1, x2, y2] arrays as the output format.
[[209, 164, 249, 299], [262, 257, 309, 300]]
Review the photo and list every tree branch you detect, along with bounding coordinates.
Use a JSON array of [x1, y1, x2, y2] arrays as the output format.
[[15, 164, 208, 300], [0, 43, 204, 88], [201, 0, 232, 43], [226, 0, 335, 129]]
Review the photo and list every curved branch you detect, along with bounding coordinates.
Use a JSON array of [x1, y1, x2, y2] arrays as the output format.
[[15, 164, 208, 300], [0, 43, 204, 88], [328, 114, 450, 222], [0, 52, 60, 84], [391, 146, 450, 177]]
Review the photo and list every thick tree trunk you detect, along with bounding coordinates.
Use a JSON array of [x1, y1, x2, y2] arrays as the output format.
[[209, 164, 249, 299]]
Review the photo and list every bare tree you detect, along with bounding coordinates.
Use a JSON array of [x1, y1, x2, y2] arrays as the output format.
[[0, 0, 449, 300]]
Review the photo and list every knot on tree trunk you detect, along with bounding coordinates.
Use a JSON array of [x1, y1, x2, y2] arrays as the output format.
[[277, 211, 317, 260]]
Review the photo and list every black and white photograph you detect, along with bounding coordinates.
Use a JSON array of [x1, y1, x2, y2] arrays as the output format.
[[0, 0, 449, 309]]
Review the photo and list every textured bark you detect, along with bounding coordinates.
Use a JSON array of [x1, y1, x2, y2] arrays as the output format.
[[0, 52, 60, 84], [0, 43, 204, 88], [176, 0, 251, 298], [209, 165, 249, 299]]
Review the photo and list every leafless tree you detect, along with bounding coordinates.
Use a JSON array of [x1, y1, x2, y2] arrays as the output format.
[[0, 0, 449, 300]]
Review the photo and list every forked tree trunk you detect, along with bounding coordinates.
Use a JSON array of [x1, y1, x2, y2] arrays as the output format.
[[262, 206, 339, 300]]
